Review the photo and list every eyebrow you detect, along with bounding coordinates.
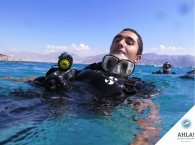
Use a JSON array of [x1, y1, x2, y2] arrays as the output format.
[[113, 34, 136, 43], [113, 34, 121, 40]]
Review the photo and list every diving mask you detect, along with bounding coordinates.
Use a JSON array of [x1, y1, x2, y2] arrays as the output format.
[[163, 63, 171, 69], [102, 54, 135, 76]]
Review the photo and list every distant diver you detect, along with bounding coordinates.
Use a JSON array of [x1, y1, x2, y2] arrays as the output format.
[[153, 62, 176, 74]]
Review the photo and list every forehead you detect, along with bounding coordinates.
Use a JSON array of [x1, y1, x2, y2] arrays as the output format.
[[115, 31, 138, 41]]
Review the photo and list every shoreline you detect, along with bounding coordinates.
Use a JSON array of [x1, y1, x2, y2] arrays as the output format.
[[0, 60, 90, 64], [0, 60, 194, 68]]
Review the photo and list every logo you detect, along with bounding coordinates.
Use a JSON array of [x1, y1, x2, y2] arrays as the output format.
[[105, 76, 118, 85], [177, 118, 194, 140], [181, 119, 191, 129]]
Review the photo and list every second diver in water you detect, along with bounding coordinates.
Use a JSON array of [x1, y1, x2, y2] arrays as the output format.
[[153, 62, 176, 74]]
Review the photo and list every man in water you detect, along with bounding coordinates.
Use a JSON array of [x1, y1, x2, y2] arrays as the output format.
[[153, 62, 176, 74], [5, 28, 157, 105], [35, 28, 146, 95]]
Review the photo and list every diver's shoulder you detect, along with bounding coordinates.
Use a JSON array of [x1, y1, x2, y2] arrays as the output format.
[[124, 77, 145, 94], [126, 77, 142, 82], [84, 62, 103, 70], [28, 76, 46, 87], [152, 70, 162, 74], [125, 77, 158, 98], [152, 70, 176, 74], [46, 66, 59, 77]]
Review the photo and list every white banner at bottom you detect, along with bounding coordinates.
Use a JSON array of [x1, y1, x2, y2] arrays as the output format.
[[156, 105, 195, 145]]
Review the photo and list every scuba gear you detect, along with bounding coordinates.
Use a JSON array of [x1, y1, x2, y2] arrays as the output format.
[[76, 69, 144, 98], [44, 69, 77, 91], [46, 52, 73, 77], [37, 52, 145, 99], [45, 71, 66, 91], [77, 69, 126, 97], [29, 52, 154, 115], [102, 54, 135, 77], [58, 52, 73, 71], [44, 52, 75, 91]]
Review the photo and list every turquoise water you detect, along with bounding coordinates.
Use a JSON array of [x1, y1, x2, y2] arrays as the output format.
[[0, 61, 194, 145]]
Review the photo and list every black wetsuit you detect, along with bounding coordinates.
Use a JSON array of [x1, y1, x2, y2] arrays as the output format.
[[28, 62, 156, 114], [30, 62, 155, 105], [33, 63, 148, 93], [83, 62, 149, 94], [152, 70, 176, 74]]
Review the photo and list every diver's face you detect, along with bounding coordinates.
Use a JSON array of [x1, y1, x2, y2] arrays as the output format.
[[163, 67, 171, 74], [110, 30, 141, 63]]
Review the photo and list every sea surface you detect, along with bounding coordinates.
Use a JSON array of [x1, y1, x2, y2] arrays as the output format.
[[0, 61, 194, 145]]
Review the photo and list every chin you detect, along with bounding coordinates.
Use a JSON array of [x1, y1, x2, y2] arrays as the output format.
[[111, 53, 128, 59]]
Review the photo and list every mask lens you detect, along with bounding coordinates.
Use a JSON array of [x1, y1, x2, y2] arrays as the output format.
[[119, 60, 135, 76], [102, 55, 135, 76], [102, 55, 119, 71]]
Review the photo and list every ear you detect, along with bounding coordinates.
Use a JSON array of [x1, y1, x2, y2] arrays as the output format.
[[134, 55, 141, 63]]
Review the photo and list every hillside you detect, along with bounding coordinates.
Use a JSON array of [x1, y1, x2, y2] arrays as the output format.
[[0, 54, 14, 61], [1, 52, 194, 67]]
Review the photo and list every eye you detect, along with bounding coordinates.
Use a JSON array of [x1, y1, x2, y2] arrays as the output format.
[[113, 36, 122, 42], [126, 38, 134, 45]]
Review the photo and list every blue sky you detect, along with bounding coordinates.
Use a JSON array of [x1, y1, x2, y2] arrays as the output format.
[[0, 0, 194, 56]]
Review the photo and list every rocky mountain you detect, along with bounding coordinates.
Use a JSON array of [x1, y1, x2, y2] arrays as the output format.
[[78, 53, 194, 67], [1, 51, 81, 62], [139, 53, 194, 67], [0, 54, 14, 61], [1, 51, 194, 67]]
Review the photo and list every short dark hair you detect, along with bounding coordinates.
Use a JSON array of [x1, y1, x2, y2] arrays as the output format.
[[121, 28, 143, 55]]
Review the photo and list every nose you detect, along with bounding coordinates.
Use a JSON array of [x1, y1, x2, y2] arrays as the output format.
[[117, 38, 126, 48]]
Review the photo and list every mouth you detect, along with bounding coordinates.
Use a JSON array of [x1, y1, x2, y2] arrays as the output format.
[[113, 50, 126, 55]]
